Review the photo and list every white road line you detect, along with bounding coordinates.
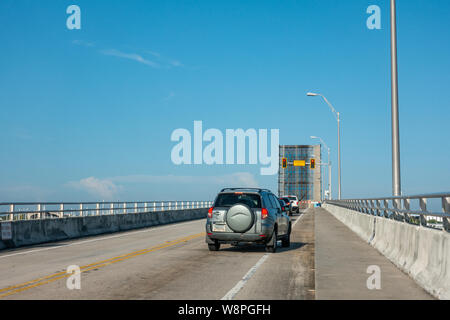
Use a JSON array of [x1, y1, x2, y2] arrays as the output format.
[[221, 212, 307, 300], [0, 218, 205, 259], [293, 211, 306, 228], [221, 253, 270, 300]]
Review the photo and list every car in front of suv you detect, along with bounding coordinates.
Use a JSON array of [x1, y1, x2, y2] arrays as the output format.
[[285, 195, 299, 213], [205, 188, 291, 253], [279, 197, 293, 216]]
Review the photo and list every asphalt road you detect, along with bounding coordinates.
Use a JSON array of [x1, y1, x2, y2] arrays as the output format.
[[0, 208, 433, 300], [0, 210, 314, 300]]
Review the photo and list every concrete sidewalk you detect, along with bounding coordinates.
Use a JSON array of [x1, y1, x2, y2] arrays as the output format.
[[314, 208, 433, 300]]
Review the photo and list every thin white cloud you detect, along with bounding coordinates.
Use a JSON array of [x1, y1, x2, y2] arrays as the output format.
[[147, 51, 161, 58], [67, 177, 121, 200], [110, 172, 258, 188], [11, 128, 32, 140], [65, 173, 257, 201], [0, 185, 53, 202], [169, 60, 183, 67], [72, 39, 95, 47], [100, 49, 160, 68], [162, 92, 175, 102], [212, 172, 259, 187], [72, 42, 182, 69], [145, 50, 183, 68]]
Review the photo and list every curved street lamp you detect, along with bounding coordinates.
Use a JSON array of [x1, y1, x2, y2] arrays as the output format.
[[307, 92, 341, 200]]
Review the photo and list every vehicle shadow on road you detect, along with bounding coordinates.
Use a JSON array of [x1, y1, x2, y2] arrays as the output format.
[[219, 241, 308, 253]]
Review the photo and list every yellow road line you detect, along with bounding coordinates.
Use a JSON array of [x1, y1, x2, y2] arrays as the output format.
[[0, 232, 205, 298]]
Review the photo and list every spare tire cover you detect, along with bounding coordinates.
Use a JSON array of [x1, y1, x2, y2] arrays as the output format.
[[226, 204, 255, 233]]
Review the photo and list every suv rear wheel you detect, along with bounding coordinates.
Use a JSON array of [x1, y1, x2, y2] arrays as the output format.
[[208, 242, 220, 251], [265, 229, 277, 253], [281, 225, 291, 248]]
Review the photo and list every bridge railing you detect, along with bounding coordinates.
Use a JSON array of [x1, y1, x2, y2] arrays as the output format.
[[324, 192, 450, 232], [0, 201, 213, 221]]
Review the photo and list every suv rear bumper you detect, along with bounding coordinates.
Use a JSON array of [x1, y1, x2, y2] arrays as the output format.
[[205, 223, 272, 244], [205, 232, 268, 244]]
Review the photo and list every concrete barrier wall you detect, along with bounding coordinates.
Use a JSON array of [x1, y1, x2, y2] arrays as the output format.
[[0, 208, 207, 249], [323, 203, 450, 300]]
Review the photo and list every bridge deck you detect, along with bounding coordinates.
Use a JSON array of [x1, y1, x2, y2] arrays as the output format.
[[0, 208, 434, 300], [315, 207, 433, 299]]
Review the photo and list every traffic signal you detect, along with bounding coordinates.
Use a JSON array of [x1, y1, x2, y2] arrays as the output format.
[[310, 159, 316, 169], [282, 158, 287, 169]]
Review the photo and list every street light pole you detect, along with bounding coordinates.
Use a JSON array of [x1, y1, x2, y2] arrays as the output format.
[[307, 92, 341, 199], [328, 150, 332, 200], [337, 111, 341, 200], [390, 0, 402, 196]]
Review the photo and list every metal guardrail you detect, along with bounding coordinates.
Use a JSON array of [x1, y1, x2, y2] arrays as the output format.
[[0, 201, 213, 221], [324, 193, 450, 232]]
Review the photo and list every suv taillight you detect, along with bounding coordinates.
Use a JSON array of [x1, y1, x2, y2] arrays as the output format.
[[208, 207, 214, 218], [261, 208, 268, 219]]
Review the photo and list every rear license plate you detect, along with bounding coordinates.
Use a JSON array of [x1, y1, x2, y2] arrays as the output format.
[[212, 224, 226, 232]]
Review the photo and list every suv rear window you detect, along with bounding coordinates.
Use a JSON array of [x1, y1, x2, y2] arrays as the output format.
[[288, 197, 297, 201], [214, 193, 262, 209]]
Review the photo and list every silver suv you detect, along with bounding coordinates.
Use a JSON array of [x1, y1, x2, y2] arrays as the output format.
[[205, 188, 291, 253]]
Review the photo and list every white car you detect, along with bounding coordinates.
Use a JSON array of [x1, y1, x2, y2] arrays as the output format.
[[286, 195, 299, 213]]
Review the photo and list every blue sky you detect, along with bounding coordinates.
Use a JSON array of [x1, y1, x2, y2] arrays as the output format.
[[0, 0, 449, 202]]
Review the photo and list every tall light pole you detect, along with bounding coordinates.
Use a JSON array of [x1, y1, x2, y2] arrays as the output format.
[[390, 0, 401, 196], [311, 136, 332, 200], [307, 92, 341, 200]]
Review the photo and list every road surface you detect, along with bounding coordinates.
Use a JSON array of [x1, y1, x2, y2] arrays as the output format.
[[0, 208, 432, 300]]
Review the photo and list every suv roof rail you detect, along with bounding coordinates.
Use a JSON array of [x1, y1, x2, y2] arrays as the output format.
[[220, 187, 272, 193]]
